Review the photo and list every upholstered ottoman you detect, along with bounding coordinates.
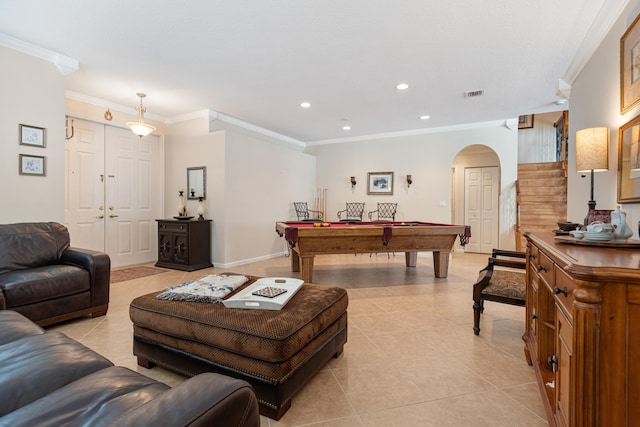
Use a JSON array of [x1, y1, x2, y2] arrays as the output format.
[[129, 275, 348, 420]]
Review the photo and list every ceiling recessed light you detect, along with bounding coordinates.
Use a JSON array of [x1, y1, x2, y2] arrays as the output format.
[[300, 102, 311, 108], [342, 125, 351, 131], [420, 115, 430, 120], [395, 83, 409, 91]]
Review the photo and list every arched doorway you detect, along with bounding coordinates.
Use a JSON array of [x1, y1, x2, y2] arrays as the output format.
[[452, 145, 500, 253]]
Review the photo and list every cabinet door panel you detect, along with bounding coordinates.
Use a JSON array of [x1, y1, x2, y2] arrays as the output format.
[[556, 307, 572, 427]]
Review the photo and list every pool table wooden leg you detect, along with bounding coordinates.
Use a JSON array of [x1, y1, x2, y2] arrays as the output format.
[[432, 251, 450, 278], [405, 252, 417, 267], [290, 252, 315, 282], [300, 255, 315, 283], [290, 251, 300, 272]]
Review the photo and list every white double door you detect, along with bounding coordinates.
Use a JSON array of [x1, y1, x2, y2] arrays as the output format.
[[65, 118, 163, 268], [464, 166, 499, 253]]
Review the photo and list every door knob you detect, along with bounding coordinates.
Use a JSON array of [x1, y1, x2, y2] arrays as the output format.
[[109, 214, 119, 218], [96, 213, 104, 219]]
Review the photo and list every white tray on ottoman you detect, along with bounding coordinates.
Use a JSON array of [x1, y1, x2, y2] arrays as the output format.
[[223, 277, 303, 310]]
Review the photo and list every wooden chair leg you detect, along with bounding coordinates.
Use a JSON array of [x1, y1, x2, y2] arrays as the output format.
[[473, 301, 482, 335]]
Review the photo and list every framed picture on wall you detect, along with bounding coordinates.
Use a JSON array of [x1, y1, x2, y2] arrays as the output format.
[[617, 114, 640, 203], [367, 171, 394, 195], [518, 115, 534, 129], [621, 13, 640, 114], [19, 154, 46, 176], [19, 124, 46, 147]]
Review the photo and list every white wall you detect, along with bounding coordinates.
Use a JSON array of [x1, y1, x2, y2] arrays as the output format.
[[0, 46, 66, 224], [518, 111, 565, 163], [165, 116, 317, 267], [568, 2, 640, 237], [307, 123, 519, 250]]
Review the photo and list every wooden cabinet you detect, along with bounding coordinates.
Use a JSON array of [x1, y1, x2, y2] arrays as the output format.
[[155, 219, 212, 271], [524, 232, 640, 427]]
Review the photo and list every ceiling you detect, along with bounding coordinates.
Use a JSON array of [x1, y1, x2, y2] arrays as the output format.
[[0, 0, 626, 143]]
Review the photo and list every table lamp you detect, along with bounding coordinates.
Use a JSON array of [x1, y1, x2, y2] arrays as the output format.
[[575, 127, 609, 225]]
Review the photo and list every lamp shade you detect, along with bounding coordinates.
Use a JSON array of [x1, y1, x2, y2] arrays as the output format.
[[126, 93, 156, 138], [127, 122, 156, 137], [575, 127, 609, 172]]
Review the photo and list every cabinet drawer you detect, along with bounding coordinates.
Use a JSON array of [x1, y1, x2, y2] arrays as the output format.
[[537, 251, 555, 289], [158, 222, 189, 233], [554, 267, 575, 319], [527, 244, 540, 269]]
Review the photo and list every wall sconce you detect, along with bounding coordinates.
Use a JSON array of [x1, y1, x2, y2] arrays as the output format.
[[350, 176, 357, 188], [407, 174, 413, 187], [575, 127, 609, 225]]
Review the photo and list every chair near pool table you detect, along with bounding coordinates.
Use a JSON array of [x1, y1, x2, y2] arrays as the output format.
[[337, 202, 365, 222], [472, 249, 526, 335], [368, 202, 397, 222], [293, 202, 323, 221]]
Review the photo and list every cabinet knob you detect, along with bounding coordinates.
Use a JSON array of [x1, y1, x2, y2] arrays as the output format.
[[531, 314, 539, 319], [537, 265, 547, 272], [528, 253, 536, 259], [554, 286, 568, 297]]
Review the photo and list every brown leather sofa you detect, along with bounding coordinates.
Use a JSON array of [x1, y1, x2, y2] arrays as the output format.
[[0, 222, 110, 326], [0, 310, 260, 426]]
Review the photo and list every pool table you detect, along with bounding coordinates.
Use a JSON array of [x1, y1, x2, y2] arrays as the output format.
[[275, 221, 470, 283]]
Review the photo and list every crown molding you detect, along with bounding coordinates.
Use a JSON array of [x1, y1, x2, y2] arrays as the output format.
[[306, 119, 514, 146], [209, 111, 306, 148], [166, 110, 211, 124], [65, 90, 166, 121], [562, 0, 630, 86], [0, 33, 78, 75]]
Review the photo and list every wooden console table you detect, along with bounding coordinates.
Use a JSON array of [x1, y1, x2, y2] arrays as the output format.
[[524, 232, 640, 426], [155, 219, 212, 271]]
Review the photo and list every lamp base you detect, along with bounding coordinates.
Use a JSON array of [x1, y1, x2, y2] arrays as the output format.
[[584, 200, 597, 226]]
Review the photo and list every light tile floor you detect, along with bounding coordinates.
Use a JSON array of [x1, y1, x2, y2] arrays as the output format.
[[49, 252, 547, 426]]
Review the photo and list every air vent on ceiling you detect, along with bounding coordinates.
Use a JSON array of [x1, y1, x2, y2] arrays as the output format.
[[465, 89, 485, 98]]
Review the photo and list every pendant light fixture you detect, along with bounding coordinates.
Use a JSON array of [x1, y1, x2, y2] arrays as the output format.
[[127, 93, 156, 137]]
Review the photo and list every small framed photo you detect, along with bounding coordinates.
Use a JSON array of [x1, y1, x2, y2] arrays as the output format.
[[19, 124, 46, 148], [621, 13, 640, 114], [19, 154, 46, 176], [518, 115, 534, 129], [367, 171, 394, 195]]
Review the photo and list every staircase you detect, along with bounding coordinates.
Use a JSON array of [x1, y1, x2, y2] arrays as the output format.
[[515, 162, 567, 251]]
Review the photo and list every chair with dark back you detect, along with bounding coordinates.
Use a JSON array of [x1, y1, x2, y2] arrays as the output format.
[[293, 202, 323, 221], [337, 203, 365, 222], [472, 249, 526, 335], [367, 202, 397, 221]]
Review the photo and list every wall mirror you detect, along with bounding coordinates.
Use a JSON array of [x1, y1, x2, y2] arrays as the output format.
[[187, 166, 206, 200]]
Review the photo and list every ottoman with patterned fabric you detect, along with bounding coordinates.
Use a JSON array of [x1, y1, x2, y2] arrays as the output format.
[[129, 275, 348, 420]]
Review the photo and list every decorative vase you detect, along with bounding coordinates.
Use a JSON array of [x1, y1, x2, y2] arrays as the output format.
[[178, 190, 186, 216], [611, 206, 633, 240], [197, 196, 205, 220]]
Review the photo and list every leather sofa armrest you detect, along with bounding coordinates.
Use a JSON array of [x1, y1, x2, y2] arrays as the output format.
[[0, 291, 6, 310], [61, 248, 110, 307], [114, 373, 260, 427]]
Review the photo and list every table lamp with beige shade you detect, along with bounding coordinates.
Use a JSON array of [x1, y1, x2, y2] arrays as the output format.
[[575, 127, 609, 225]]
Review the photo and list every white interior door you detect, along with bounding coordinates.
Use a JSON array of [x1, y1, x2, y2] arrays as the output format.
[[64, 118, 106, 251], [105, 126, 161, 268], [65, 118, 162, 267], [464, 166, 499, 253]]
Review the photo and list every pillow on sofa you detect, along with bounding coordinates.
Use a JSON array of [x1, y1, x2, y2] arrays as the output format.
[[0, 222, 70, 274]]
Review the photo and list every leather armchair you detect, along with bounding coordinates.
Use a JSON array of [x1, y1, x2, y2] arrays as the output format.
[[0, 222, 110, 326]]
